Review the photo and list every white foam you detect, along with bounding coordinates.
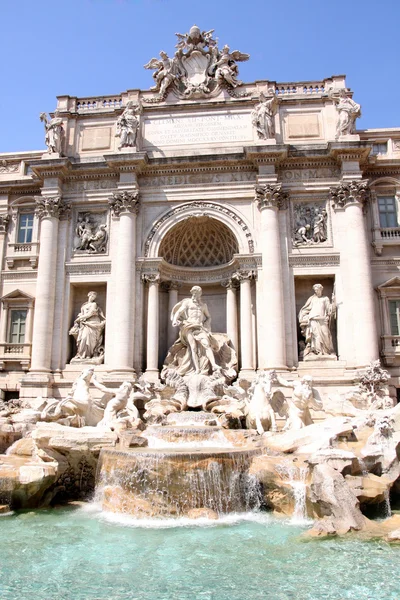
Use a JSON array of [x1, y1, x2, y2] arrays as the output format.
[[80, 505, 277, 529]]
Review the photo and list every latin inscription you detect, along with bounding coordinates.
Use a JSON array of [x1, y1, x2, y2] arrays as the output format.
[[282, 168, 340, 181], [143, 113, 253, 147], [64, 179, 117, 192], [140, 171, 256, 187]]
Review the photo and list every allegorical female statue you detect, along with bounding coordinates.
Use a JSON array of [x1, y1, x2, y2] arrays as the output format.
[[69, 291, 106, 364], [298, 283, 336, 360]]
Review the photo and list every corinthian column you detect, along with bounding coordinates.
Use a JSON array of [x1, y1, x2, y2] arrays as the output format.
[[143, 273, 160, 380], [108, 190, 139, 372], [30, 196, 70, 372], [222, 278, 239, 353], [234, 270, 255, 375], [167, 282, 180, 350], [255, 184, 287, 369], [331, 181, 378, 366]]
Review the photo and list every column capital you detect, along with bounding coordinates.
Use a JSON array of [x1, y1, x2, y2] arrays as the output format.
[[232, 269, 257, 282], [34, 195, 71, 220], [221, 278, 239, 290], [109, 190, 140, 217], [330, 180, 370, 211], [255, 183, 288, 211], [142, 272, 160, 285], [0, 213, 10, 233]]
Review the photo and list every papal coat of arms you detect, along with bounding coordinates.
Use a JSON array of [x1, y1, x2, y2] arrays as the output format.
[[143, 25, 250, 102]]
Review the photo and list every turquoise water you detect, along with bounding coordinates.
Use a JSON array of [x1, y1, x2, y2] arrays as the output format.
[[1, 506, 399, 600]]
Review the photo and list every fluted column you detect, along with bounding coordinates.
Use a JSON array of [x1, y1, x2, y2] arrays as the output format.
[[331, 181, 378, 366], [108, 190, 140, 372], [30, 196, 70, 372], [143, 273, 160, 379], [222, 279, 239, 353], [234, 270, 255, 374], [255, 184, 287, 369], [167, 281, 180, 350]]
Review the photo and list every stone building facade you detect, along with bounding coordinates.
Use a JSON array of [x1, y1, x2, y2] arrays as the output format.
[[0, 27, 400, 403]]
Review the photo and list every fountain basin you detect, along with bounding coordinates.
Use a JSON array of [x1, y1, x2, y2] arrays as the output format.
[[97, 447, 263, 518], [143, 425, 257, 449]]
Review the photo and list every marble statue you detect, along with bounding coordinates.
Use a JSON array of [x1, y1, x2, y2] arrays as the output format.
[[276, 374, 323, 430], [74, 214, 108, 254], [39, 112, 64, 154], [204, 381, 248, 424], [214, 45, 249, 88], [144, 51, 179, 98], [143, 26, 250, 101], [69, 292, 106, 364], [40, 367, 110, 427], [313, 209, 328, 243], [251, 91, 278, 140], [246, 371, 286, 434], [97, 381, 143, 431], [329, 88, 361, 138], [115, 101, 141, 150], [298, 284, 336, 360], [161, 285, 237, 409], [170, 285, 218, 375]]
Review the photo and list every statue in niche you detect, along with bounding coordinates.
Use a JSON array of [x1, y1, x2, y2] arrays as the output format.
[[159, 285, 237, 411], [69, 291, 106, 364], [292, 203, 328, 247], [39, 112, 64, 154], [328, 88, 361, 138], [115, 101, 141, 150], [74, 213, 108, 254], [251, 90, 279, 140], [298, 284, 336, 361], [275, 374, 323, 430]]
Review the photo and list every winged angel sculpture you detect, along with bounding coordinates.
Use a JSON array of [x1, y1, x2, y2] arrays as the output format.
[[143, 25, 250, 102]]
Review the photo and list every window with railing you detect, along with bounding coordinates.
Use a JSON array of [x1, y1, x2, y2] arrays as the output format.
[[378, 197, 398, 228], [17, 213, 34, 243], [9, 309, 27, 344], [389, 300, 400, 336]]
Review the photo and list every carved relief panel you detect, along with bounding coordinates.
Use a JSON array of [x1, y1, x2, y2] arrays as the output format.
[[291, 200, 330, 248], [73, 211, 108, 255]]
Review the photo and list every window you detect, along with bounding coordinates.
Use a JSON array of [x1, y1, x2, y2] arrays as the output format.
[[389, 300, 400, 335], [372, 142, 388, 155], [17, 213, 34, 244], [378, 197, 398, 228], [9, 309, 27, 344]]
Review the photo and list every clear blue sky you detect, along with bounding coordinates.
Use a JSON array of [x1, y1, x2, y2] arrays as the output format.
[[1, 0, 398, 152]]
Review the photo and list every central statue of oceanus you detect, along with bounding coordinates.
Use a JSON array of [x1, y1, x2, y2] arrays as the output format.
[[145, 286, 237, 420]]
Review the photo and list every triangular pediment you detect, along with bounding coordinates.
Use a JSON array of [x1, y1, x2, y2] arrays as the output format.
[[377, 277, 400, 290], [1, 289, 35, 302]]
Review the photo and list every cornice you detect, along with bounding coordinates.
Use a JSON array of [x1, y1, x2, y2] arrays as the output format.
[[28, 157, 71, 180], [288, 254, 340, 268], [103, 152, 149, 174]]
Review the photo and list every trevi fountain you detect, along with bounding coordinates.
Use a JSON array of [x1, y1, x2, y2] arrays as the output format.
[[1, 23, 400, 600]]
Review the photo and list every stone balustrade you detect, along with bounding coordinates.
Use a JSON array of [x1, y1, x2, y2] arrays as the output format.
[[76, 97, 123, 111], [0, 343, 31, 370], [372, 227, 400, 255]]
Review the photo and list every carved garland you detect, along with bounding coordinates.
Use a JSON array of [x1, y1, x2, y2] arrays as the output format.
[[143, 201, 255, 256]]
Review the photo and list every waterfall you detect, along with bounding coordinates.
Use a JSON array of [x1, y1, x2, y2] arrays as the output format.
[[276, 462, 309, 524], [96, 447, 263, 518], [383, 488, 392, 519], [143, 426, 234, 449]]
